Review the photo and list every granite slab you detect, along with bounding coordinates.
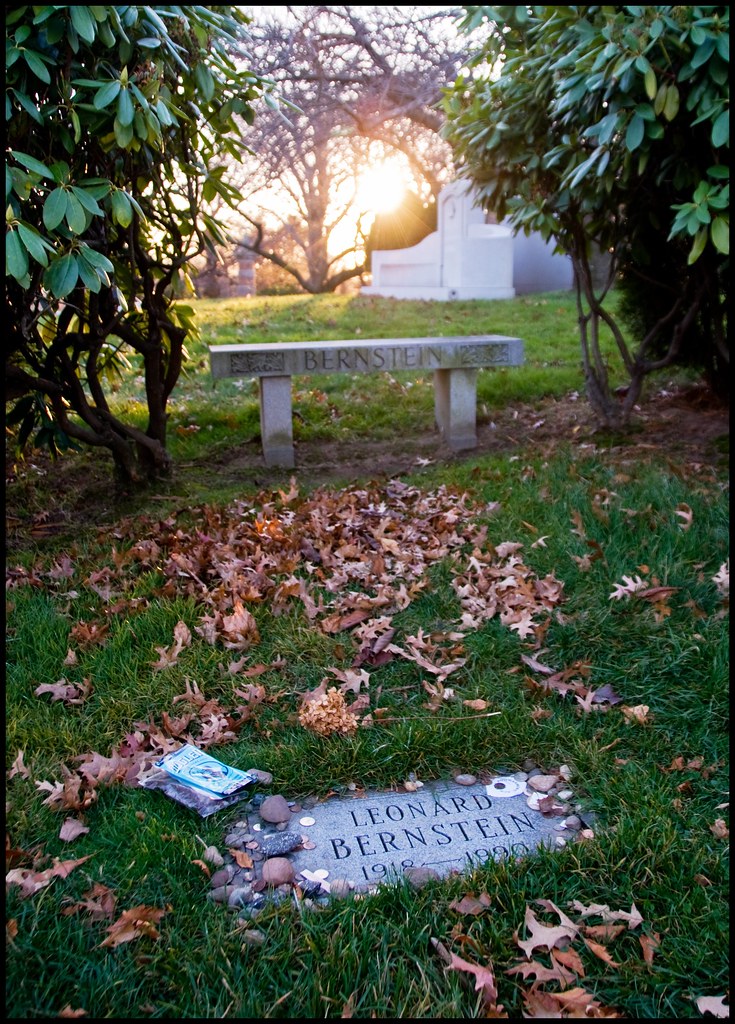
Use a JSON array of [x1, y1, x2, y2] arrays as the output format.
[[286, 777, 560, 889]]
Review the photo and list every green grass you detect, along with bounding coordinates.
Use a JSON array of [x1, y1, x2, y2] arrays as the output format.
[[5, 294, 729, 1019]]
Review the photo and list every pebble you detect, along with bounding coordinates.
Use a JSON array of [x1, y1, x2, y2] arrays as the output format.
[[258, 832, 303, 857], [563, 815, 582, 830], [240, 929, 266, 946], [259, 795, 292, 823], [247, 769, 273, 786], [329, 879, 352, 899], [527, 774, 558, 793], [225, 831, 252, 849], [557, 788, 574, 801], [210, 867, 233, 888], [454, 773, 477, 786], [227, 886, 253, 909], [209, 885, 238, 904], [261, 857, 294, 886], [404, 866, 440, 888]]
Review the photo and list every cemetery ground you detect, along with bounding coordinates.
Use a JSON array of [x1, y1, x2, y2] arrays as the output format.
[[6, 293, 729, 1019]]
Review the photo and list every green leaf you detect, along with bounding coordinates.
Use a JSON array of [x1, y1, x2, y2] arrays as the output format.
[[70, 186, 103, 217], [64, 191, 88, 234], [194, 64, 215, 103], [44, 253, 79, 298], [117, 87, 135, 127], [625, 113, 645, 151], [653, 83, 667, 116], [663, 84, 679, 122], [23, 49, 52, 83], [6, 228, 29, 280], [707, 164, 729, 180], [687, 226, 707, 265], [711, 216, 729, 254], [93, 78, 122, 110], [114, 118, 134, 148], [12, 87, 43, 124], [111, 189, 133, 227], [17, 222, 53, 266], [11, 151, 53, 179], [711, 110, 729, 148], [76, 254, 104, 291], [70, 5, 97, 44], [79, 244, 114, 272], [690, 36, 716, 69], [644, 66, 656, 100]]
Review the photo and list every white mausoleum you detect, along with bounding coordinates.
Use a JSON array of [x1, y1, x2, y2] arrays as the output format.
[[362, 180, 573, 301]]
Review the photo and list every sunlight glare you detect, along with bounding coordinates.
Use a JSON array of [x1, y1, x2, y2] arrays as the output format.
[[356, 163, 409, 215]]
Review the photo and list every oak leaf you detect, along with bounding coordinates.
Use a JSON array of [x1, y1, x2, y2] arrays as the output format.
[[445, 950, 506, 1015], [6, 854, 93, 898], [515, 903, 579, 958], [8, 750, 29, 780], [505, 956, 577, 987], [34, 678, 93, 705], [582, 936, 622, 967], [621, 704, 650, 725], [59, 818, 89, 843], [710, 818, 729, 839], [449, 893, 491, 916], [674, 503, 693, 531], [695, 995, 729, 1018], [99, 905, 166, 948], [61, 882, 117, 921], [639, 932, 660, 966]]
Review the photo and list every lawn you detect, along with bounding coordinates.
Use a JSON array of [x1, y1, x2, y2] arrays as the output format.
[[5, 293, 729, 1019]]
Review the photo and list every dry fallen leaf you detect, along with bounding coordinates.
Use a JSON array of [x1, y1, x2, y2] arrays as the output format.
[[710, 819, 729, 840], [8, 750, 29, 780], [674, 503, 693, 531], [462, 698, 490, 712], [58, 818, 89, 843], [621, 704, 651, 725], [639, 932, 661, 966], [99, 905, 166, 948], [516, 903, 579, 958], [34, 678, 93, 705], [61, 882, 117, 921], [582, 935, 622, 968], [445, 950, 506, 1015], [695, 995, 729, 1018], [229, 849, 254, 869], [57, 1007, 87, 1018], [6, 854, 94, 898], [449, 893, 491, 916]]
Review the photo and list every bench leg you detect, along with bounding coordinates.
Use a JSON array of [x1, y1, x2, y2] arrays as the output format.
[[259, 376, 295, 467], [433, 368, 478, 450]]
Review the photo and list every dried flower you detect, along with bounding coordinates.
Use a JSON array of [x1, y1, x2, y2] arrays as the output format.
[[298, 687, 358, 737]]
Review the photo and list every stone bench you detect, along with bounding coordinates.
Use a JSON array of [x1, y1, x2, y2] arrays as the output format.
[[209, 335, 524, 468]]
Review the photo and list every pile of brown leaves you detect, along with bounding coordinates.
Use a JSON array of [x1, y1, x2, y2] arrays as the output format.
[[432, 896, 650, 1018]]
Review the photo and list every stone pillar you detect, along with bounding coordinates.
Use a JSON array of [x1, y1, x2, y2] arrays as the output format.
[[233, 247, 256, 297], [259, 376, 294, 468], [433, 368, 478, 450]]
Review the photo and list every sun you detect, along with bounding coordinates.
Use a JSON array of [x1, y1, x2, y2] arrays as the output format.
[[356, 162, 409, 215]]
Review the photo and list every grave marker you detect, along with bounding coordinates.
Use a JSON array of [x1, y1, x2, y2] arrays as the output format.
[[286, 778, 560, 889]]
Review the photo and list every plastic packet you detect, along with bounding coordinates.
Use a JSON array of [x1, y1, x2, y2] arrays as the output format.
[[154, 744, 256, 797], [139, 744, 257, 817]]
